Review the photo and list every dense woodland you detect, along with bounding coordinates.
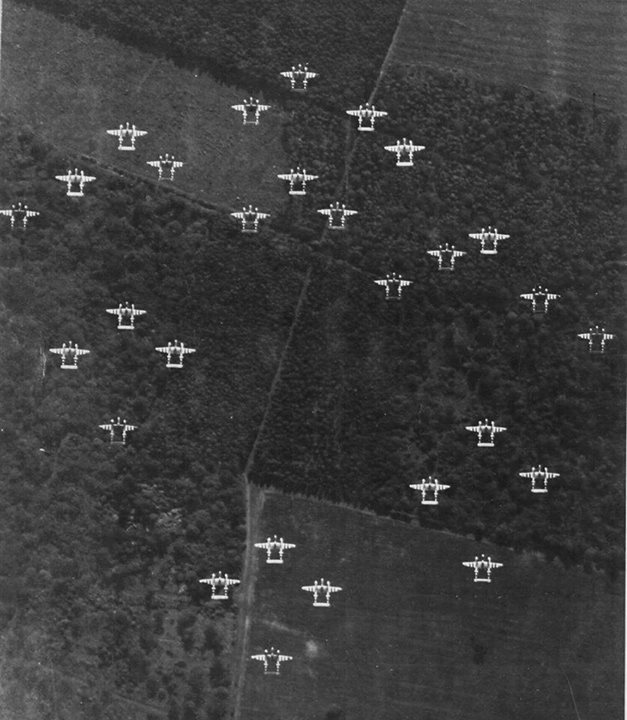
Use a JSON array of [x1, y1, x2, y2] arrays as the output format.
[[0, 118, 309, 717], [0, 0, 625, 717], [251, 68, 625, 577]]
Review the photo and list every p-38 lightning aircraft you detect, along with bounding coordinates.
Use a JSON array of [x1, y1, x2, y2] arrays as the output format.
[[55, 169, 96, 197], [427, 244, 466, 271], [317, 202, 358, 230], [99, 417, 137, 445], [577, 325, 615, 354], [384, 138, 425, 166], [106, 302, 147, 330], [280, 63, 317, 91], [520, 286, 560, 314], [346, 103, 388, 131], [0, 202, 40, 229], [232, 97, 270, 125], [106, 122, 148, 150], [277, 166, 318, 195], [374, 273, 413, 301], [49, 342, 90, 369], [409, 476, 450, 505], [146, 154, 184, 181], [251, 647, 293, 675], [254, 536, 296, 564], [301, 578, 342, 607], [230, 205, 270, 233], [155, 340, 196, 368], [465, 419, 506, 447], [463, 554, 503, 583], [519, 465, 560, 493], [468, 226, 510, 254], [198, 571, 240, 600]]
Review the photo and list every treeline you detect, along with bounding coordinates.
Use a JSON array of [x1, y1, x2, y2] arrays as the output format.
[[249, 66, 625, 576], [0, 117, 309, 718], [15, 0, 404, 106]]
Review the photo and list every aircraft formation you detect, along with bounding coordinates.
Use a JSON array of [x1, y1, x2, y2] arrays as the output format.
[[7, 51, 618, 706]]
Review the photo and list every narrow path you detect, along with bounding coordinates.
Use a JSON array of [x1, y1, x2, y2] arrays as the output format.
[[230, 8, 410, 716]]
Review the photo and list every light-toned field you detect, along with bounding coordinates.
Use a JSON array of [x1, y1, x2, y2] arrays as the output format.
[[391, 0, 627, 118], [238, 488, 622, 720], [0, 0, 288, 211]]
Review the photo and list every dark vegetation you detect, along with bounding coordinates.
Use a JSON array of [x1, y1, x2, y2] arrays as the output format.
[[15, 0, 405, 106], [0, 118, 308, 718], [251, 67, 625, 577]]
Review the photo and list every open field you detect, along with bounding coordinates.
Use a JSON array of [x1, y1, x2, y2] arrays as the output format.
[[1, 0, 289, 211], [239, 488, 622, 720], [391, 0, 627, 120]]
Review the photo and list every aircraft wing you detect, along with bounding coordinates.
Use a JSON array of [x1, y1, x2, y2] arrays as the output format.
[[278, 654, 293, 662], [344, 209, 358, 216], [604, 332, 615, 340], [303, 172, 319, 181], [465, 425, 481, 432], [427, 250, 440, 257], [468, 232, 484, 239], [231, 104, 245, 112], [384, 144, 400, 152], [225, 578, 240, 586], [345, 109, 360, 117], [493, 425, 506, 433], [180, 347, 196, 355], [55, 174, 72, 182], [133, 309, 147, 316], [518, 471, 534, 479], [317, 208, 332, 216], [462, 561, 476, 568], [546, 293, 559, 300], [277, 173, 293, 181], [399, 279, 412, 287], [251, 654, 267, 661], [106, 128, 123, 137], [99, 424, 113, 431], [372, 109, 388, 117], [231, 212, 245, 220], [0, 209, 14, 217], [155, 346, 171, 353], [172, 161, 184, 169], [146, 160, 161, 168], [74, 348, 90, 356], [134, 129, 148, 137], [256, 212, 270, 219], [489, 561, 503, 569], [374, 279, 388, 286], [257, 104, 270, 111], [25, 210, 39, 217], [520, 293, 534, 301], [83, 175, 96, 182], [301, 585, 317, 592], [254, 541, 271, 550], [328, 585, 342, 593], [282, 542, 296, 549], [452, 250, 466, 257], [437, 483, 451, 490], [49, 347, 64, 355], [577, 333, 591, 340]]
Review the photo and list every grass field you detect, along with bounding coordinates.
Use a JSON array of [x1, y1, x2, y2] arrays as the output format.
[[239, 488, 623, 720], [391, 0, 627, 120], [0, 0, 289, 211]]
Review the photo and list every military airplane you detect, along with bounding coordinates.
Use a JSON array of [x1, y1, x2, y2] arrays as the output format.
[[427, 243, 466, 271], [230, 205, 270, 233], [518, 465, 560, 494], [49, 342, 90, 369], [384, 138, 425, 166], [99, 417, 137, 445], [106, 302, 147, 330], [277, 166, 318, 195], [146, 154, 184, 181], [0, 202, 40, 230], [199, 571, 240, 600], [280, 64, 317, 91], [232, 97, 270, 125], [520, 286, 560, 314], [301, 578, 342, 607], [465, 419, 506, 447], [463, 554, 503, 583], [374, 273, 413, 301], [155, 340, 196, 368], [346, 103, 388, 131], [251, 647, 293, 675], [254, 536, 296, 564], [468, 226, 510, 254], [317, 202, 358, 230], [409, 476, 450, 505], [577, 325, 615, 354], [55, 169, 96, 197], [106, 122, 148, 150]]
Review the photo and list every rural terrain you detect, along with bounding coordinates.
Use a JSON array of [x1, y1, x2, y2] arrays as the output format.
[[0, 0, 624, 718], [240, 488, 622, 720]]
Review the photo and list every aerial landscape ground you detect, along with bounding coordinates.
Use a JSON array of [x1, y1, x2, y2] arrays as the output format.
[[0, 0, 623, 718]]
